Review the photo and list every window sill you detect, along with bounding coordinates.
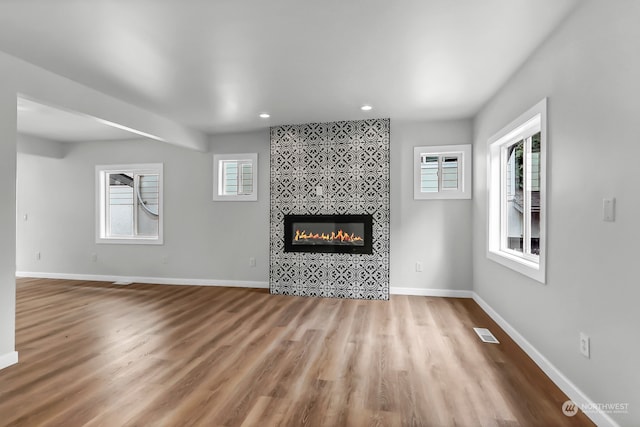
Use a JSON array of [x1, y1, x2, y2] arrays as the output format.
[[96, 237, 164, 245], [212, 194, 258, 202], [414, 192, 472, 200], [487, 249, 545, 284]]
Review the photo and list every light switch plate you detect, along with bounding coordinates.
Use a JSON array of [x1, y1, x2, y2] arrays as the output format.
[[603, 198, 615, 222], [580, 332, 590, 358]]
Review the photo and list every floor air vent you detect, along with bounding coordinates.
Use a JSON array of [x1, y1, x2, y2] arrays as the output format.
[[473, 327, 499, 344], [113, 281, 133, 286]]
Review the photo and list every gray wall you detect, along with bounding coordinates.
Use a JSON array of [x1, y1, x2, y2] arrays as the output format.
[[1, 46, 209, 364], [17, 134, 66, 159], [0, 89, 17, 361], [17, 131, 270, 283], [17, 120, 473, 296], [472, 1, 639, 425], [390, 119, 473, 292]]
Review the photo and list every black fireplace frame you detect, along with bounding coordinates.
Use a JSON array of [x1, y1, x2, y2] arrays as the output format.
[[284, 214, 373, 254]]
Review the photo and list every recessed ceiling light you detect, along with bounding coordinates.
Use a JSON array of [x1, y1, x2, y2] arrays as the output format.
[[259, 113, 270, 118], [361, 105, 373, 111]]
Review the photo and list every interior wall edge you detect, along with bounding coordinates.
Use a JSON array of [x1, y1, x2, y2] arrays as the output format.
[[0, 351, 18, 371]]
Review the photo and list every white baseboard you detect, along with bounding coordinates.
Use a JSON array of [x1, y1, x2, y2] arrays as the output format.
[[15, 271, 269, 289], [472, 293, 619, 427], [0, 351, 18, 371], [390, 286, 474, 298]]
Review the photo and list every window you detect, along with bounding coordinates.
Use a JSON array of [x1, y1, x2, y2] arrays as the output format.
[[213, 153, 258, 201], [95, 163, 163, 244], [413, 144, 471, 200], [487, 98, 546, 283]]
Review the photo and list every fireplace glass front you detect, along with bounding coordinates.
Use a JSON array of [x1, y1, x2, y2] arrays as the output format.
[[284, 214, 373, 254]]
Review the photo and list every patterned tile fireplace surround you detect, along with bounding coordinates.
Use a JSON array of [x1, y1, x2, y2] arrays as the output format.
[[269, 118, 390, 300]]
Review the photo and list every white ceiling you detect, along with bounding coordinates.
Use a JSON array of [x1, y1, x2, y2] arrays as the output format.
[[1, 0, 578, 137]]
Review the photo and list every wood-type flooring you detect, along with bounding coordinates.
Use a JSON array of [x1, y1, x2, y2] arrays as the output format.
[[0, 278, 594, 426]]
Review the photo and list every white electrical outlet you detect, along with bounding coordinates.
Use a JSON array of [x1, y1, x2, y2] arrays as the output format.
[[90, 253, 97, 262], [161, 256, 169, 265], [249, 257, 256, 267], [415, 261, 423, 272], [580, 332, 590, 358], [35, 251, 41, 261]]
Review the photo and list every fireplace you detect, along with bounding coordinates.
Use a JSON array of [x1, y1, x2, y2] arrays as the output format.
[[284, 214, 373, 254]]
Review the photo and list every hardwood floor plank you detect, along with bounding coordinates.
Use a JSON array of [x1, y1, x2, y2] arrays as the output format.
[[0, 279, 595, 427]]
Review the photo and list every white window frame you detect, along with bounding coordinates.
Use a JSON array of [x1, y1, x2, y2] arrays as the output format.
[[413, 144, 471, 200], [213, 153, 258, 201], [95, 163, 164, 245], [487, 98, 547, 283]]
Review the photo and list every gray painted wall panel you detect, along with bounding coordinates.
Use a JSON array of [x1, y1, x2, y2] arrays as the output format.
[[16, 132, 270, 283], [0, 89, 17, 358], [472, 1, 639, 424], [390, 119, 473, 291]]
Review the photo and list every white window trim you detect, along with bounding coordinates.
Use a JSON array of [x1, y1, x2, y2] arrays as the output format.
[[213, 153, 258, 202], [413, 144, 471, 200], [487, 98, 547, 283], [95, 163, 164, 245]]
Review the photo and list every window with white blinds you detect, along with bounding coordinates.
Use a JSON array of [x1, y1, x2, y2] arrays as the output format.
[[419, 154, 460, 193], [213, 153, 258, 201], [96, 163, 163, 244], [222, 160, 253, 195], [414, 144, 471, 200]]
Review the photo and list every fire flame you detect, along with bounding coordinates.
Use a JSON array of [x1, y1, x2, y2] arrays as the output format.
[[294, 229, 364, 243]]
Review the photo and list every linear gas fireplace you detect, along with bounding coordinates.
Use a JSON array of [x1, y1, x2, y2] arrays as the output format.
[[284, 214, 373, 254]]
